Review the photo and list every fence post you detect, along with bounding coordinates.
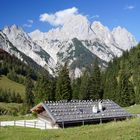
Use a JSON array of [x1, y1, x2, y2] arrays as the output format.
[[45, 122, 47, 129], [82, 120, 84, 126], [62, 121, 64, 129], [100, 118, 102, 124], [14, 120, 16, 126], [24, 120, 26, 127], [34, 121, 36, 128]]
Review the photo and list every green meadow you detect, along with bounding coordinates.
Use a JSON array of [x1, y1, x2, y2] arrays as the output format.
[[0, 75, 25, 95], [0, 118, 140, 140]]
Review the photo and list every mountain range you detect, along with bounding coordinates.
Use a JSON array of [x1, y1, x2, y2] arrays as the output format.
[[0, 20, 137, 77]]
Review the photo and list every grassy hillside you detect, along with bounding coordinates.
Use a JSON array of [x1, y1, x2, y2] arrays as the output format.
[[0, 102, 35, 120], [0, 102, 22, 116], [0, 118, 140, 140], [125, 104, 140, 114], [0, 75, 25, 95], [0, 114, 35, 121], [0, 103, 139, 139]]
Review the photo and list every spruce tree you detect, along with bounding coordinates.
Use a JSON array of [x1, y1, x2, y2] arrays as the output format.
[[49, 78, 56, 101], [34, 73, 51, 103], [133, 67, 140, 104], [79, 70, 90, 99], [118, 70, 135, 106], [72, 77, 81, 99], [55, 63, 72, 101], [104, 73, 118, 102], [25, 75, 34, 110], [89, 59, 102, 100]]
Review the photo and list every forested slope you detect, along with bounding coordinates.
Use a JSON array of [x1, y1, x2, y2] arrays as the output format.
[[104, 43, 140, 106]]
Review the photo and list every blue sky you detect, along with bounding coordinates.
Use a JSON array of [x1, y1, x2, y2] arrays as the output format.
[[0, 0, 139, 41]]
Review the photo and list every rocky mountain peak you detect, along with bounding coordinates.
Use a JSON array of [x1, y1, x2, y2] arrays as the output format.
[[91, 21, 115, 45], [0, 21, 138, 77], [29, 29, 45, 41], [112, 26, 137, 50]]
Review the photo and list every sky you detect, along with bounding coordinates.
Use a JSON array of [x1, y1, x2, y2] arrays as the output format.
[[0, 0, 139, 41]]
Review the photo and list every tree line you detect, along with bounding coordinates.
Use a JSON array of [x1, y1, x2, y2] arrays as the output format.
[[1, 43, 140, 112], [103, 43, 140, 106], [26, 44, 140, 109], [25, 58, 103, 111]]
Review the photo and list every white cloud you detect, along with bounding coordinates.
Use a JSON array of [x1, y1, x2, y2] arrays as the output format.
[[23, 19, 34, 28], [23, 24, 32, 28], [124, 5, 135, 10], [39, 7, 79, 26], [28, 19, 34, 24], [91, 15, 100, 19]]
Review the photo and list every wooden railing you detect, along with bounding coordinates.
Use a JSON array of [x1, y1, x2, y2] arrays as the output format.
[[0, 120, 58, 129]]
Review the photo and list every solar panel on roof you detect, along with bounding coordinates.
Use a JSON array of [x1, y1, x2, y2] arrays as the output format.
[[40, 100, 132, 123]]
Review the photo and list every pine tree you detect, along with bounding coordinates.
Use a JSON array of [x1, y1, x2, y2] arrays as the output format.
[[34, 73, 51, 103], [49, 78, 56, 101], [72, 77, 81, 99], [79, 70, 90, 100], [89, 59, 102, 100], [55, 63, 72, 101], [104, 73, 118, 102], [25, 75, 34, 109], [118, 70, 135, 106], [133, 67, 140, 104]]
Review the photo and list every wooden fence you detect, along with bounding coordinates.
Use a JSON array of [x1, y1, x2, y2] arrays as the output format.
[[0, 120, 58, 129]]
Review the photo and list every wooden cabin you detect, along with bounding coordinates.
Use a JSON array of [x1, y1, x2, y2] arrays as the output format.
[[31, 99, 132, 128]]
